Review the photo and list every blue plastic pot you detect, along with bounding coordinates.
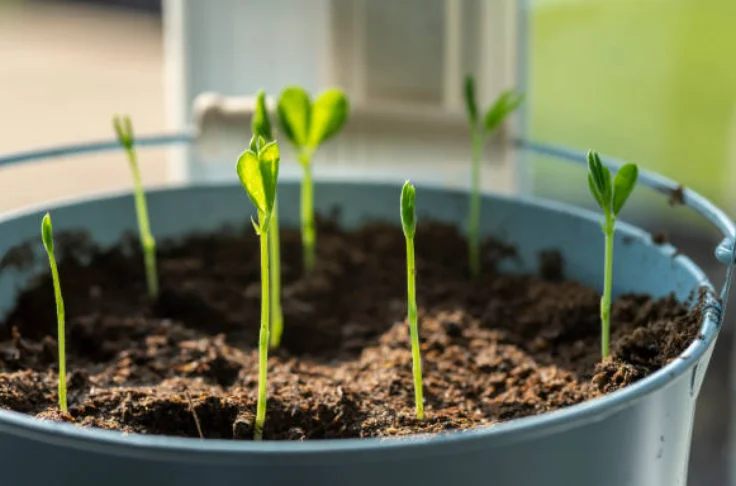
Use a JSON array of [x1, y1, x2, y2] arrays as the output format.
[[0, 139, 733, 486]]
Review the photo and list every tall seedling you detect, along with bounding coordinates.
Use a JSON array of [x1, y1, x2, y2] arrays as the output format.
[[401, 181, 425, 420], [113, 115, 159, 299], [463, 76, 524, 278], [586, 150, 638, 359], [277, 87, 349, 273], [252, 91, 284, 349], [236, 136, 281, 440], [41, 213, 67, 412]]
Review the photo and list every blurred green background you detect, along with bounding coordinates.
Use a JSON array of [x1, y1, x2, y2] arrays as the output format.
[[530, 0, 736, 215]]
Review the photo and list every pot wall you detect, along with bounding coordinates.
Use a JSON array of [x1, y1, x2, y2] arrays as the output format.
[[0, 182, 719, 486]]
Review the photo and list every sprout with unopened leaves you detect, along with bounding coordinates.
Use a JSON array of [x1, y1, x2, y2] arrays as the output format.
[[113, 115, 159, 299], [463, 76, 524, 278], [236, 135, 280, 440], [252, 91, 284, 349], [587, 150, 638, 359], [278, 87, 349, 273], [401, 181, 424, 420], [41, 213, 67, 412]]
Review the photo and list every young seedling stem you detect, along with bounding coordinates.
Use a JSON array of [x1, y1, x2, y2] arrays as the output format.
[[237, 135, 281, 440], [278, 87, 349, 273], [401, 181, 424, 421], [463, 75, 524, 278], [113, 115, 159, 300], [586, 150, 638, 359], [252, 90, 285, 349], [41, 213, 67, 412]]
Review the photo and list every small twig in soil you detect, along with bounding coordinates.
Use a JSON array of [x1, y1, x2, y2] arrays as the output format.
[[185, 391, 204, 440]]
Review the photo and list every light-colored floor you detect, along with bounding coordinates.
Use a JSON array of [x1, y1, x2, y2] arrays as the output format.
[[0, 1, 167, 211]]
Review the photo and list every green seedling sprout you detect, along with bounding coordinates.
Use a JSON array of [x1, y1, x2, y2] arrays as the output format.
[[586, 150, 638, 359], [113, 115, 159, 299], [236, 135, 281, 440], [463, 75, 524, 278], [253, 91, 284, 349], [277, 87, 349, 273], [41, 213, 67, 412], [401, 181, 424, 421]]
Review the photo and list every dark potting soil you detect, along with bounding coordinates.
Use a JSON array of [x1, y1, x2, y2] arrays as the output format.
[[0, 221, 703, 440]]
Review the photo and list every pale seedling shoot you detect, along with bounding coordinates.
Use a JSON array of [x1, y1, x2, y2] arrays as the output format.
[[252, 90, 284, 349], [236, 135, 281, 440], [113, 115, 159, 299], [587, 150, 639, 359], [463, 75, 524, 278], [41, 213, 67, 412], [401, 181, 424, 421], [277, 87, 349, 273]]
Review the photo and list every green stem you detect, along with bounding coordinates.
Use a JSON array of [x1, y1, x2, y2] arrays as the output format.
[[299, 152, 316, 273], [405, 236, 424, 420], [269, 202, 284, 349], [254, 214, 271, 440], [125, 147, 159, 299], [601, 213, 614, 360], [468, 128, 483, 278], [47, 250, 67, 412]]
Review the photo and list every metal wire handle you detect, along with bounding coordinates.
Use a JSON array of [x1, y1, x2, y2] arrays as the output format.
[[0, 134, 733, 318]]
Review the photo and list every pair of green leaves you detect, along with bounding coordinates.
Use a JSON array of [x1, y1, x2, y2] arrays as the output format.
[[237, 136, 280, 234], [401, 181, 417, 239], [277, 87, 349, 161], [464, 75, 524, 134], [587, 150, 639, 218]]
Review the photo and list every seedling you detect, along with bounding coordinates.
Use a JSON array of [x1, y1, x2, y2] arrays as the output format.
[[277, 87, 349, 273], [252, 91, 284, 349], [113, 115, 159, 299], [587, 150, 638, 359], [236, 135, 281, 440], [401, 181, 424, 421], [463, 75, 524, 278], [41, 213, 67, 412]]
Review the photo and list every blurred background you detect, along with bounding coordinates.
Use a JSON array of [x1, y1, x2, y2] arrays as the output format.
[[0, 0, 734, 484]]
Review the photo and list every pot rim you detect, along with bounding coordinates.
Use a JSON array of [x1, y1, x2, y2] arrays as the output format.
[[0, 180, 721, 460]]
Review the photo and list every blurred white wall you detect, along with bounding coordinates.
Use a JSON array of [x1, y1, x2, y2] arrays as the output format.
[[0, 1, 166, 211]]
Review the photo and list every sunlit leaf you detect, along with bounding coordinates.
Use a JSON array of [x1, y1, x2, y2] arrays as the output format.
[[612, 163, 639, 216], [277, 87, 311, 147], [308, 89, 349, 147]]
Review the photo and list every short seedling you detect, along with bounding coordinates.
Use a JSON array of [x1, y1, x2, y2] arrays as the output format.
[[41, 213, 67, 412], [463, 75, 524, 278], [277, 87, 349, 273], [236, 135, 281, 440], [252, 90, 284, 349], [587, 150, 638, 359], [113, 115, 159, 299], [401, 181, 424, 421]]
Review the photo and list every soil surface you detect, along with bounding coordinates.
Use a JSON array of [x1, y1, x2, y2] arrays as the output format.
[[0, 221, 703, 440]]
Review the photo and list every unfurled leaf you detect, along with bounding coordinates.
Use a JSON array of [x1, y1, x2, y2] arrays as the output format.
[[236, 141, 281, 222], [308, 89, 349, 147], [41, 213, 54, 253], [277, 87, 311, 147], [464, 75, 478, 126], [612, 163, 639, 216], [252, 90, 273, 141], [401, 180, 417, 239], [484, 89, 524, 133]]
